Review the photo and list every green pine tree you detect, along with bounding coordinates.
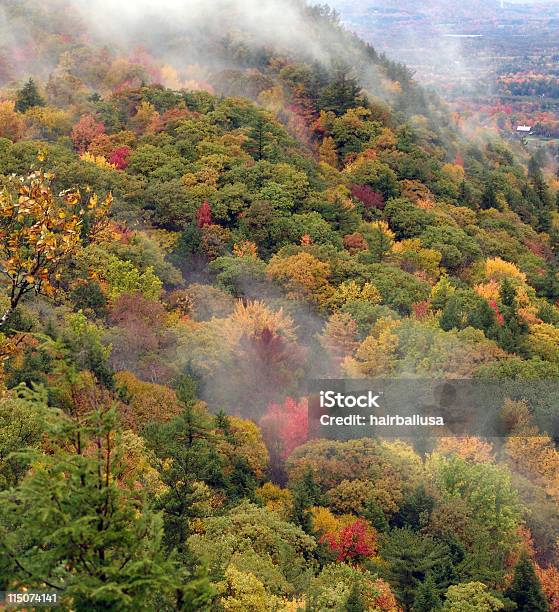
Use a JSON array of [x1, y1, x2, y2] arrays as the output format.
[[144, 405, 228, 550], [412, 574, 442, 612], [381, 529, 455, 610], [0, 406, 188, 610], [247, 116, 269, 161], [459, 180, 472, 207], [528, 155, 553, 231], [290, 467, 322, 533], [363, 497, 389, 532], [229, 455, 257, 501], [15, 78, 44, 113], [505, 551, 548, 612], [496, 278, 528, 354], [480, 179, 498, 210], [175, 374, 198, 404], [214, 409, 231, 436], [392, 484, 435, 530], [319, 65, 361, 116]]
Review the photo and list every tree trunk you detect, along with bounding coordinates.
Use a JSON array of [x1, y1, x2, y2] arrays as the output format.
[[0, 306, 13, 328]]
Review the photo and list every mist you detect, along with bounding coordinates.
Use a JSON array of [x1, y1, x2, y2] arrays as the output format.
[[74, 0, 324, 57], [0, 0, 395, 108]]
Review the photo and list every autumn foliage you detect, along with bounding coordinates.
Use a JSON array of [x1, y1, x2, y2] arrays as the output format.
[[0, 167, 111, 326], [71, 114, 105, 153], [260, 397, 308, 461], [196, 200, 212, 228], [109, 146, 131, 170], [351, 184, 385, 210], [322, 519, 377, 562]]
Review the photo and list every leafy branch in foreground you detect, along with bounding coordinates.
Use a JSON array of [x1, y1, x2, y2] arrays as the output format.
[[0, 167, 111, 327]]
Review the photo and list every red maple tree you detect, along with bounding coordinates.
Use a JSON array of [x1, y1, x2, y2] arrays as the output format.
[[196, 200, 212, 228], [260, 396, 308, 461], [322, 519, 377, 562], [350, 184, 385, 210], [109, 146, 131, 170]]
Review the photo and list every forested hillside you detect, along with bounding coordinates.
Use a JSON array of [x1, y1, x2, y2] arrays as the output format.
[[1, 1, 559, 610]]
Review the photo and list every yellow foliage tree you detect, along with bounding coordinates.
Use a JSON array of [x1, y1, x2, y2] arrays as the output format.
[[505, 433, 559, 501], [475, 279, 531, 306], [80, 151, 117, 170], [319, 311, 360, 371], [326, 479, 373, 515], [343, 318, 401, 378], [215, 415, 269, 480], [267, 251, 332, 304], [364, 220, 395, 242], [224, 300, 296, 344], [442, 162, 466, 185], [0, 168, 111, 326], [0, 101, 25, 141], [329, 280, 381, 310], [502, 399, 559, 500], [119, 430, 168, 495], [391, 238, 442, 281], [310, 506, 340, 536], [160, 64, 184, 89], [474, 279, 503, 302], [526, 323, 559, 363], [256, 483, 293, 520], [484, 257, 527, 284], [374, 127, 397, 150], [182, 167, 220, 200], [115, 371, 183, 431], [277, 597, 307, 612], [24, 106, 72, 140], [500, 398, 533, 433], [130, 100, 160, 134], [221, 566, 269, 611], [318, 136, 338, 167], [431, 275, 455, 310], [475, 280, 539, 324], [361, 220, 395, 261]]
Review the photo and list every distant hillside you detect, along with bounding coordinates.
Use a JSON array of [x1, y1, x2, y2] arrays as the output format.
[[331, 0, 554, 20]]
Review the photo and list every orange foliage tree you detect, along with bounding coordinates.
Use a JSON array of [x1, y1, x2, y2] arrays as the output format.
[[435, 436, 495, 463], [71, 114, 105, 153], [537, 564, 559, 612]]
